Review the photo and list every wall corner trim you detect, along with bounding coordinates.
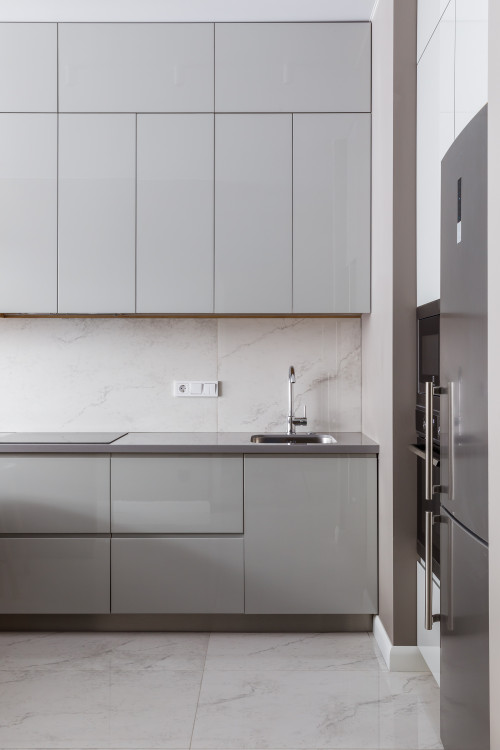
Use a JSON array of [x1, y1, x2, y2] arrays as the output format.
[[373, 615, 430, 672]]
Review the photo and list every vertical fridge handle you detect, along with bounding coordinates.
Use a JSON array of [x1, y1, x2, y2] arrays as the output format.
[[425, 381, 434, 500], [448, 381, 455, 500], [425, 511, 434, 630]]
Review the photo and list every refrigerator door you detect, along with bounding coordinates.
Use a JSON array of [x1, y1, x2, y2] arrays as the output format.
[[440, 509, 489, 750], [440, 104, 488, 542]]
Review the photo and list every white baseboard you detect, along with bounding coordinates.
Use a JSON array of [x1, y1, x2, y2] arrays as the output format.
[[373, 615, 430, 672]]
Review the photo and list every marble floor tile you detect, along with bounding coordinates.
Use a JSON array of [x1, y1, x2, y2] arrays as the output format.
[[205, 633, 387, 672], [0, 667, 202, 749], [191, 669, 442, 750], [0, 632, 209, 673]]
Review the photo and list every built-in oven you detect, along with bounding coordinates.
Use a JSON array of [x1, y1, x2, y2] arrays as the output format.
[[412, 300, 441, 579]]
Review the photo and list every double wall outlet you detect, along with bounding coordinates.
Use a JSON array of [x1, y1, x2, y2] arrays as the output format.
[[174, 381, 219, 398]]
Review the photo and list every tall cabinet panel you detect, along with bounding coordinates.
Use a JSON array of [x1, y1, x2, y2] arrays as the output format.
[[293, 114, 371, 313], [58, 23, 214, 113], [455, 0, 488, 137], [416, 1, 455, 307], [58, 114, 136, 313], [0, 23, 56, 112], [215, 115, 292, 313], [137, 115, 214, 313], [0, 115, 57, 313], [215, 23, 371, 113]]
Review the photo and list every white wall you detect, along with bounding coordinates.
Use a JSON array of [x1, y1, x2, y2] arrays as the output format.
[[488, 0, 500, 743], [0, 318, 361, 433]]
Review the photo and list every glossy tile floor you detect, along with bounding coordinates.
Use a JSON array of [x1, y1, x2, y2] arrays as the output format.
[[0, 632, 442, 750]]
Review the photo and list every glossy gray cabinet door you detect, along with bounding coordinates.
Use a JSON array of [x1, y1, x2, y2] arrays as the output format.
[[59, 23, 214, 113], [244, 456, 378, 614], [0, 24, 56, 112], [293, 114, 371, 313], [0, 538, 110, 614], [58, 114, 136, 313], [215, 115, 292, 313], [137, 115, 214, 313], [215, 23, 371, 113], [111, 538, 244, 613], [0, 114, 57, 313], [0, 455, 110, 533], [111, 455, 242, 533]]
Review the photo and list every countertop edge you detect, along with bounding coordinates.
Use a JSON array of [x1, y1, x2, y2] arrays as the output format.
[[0, 432, 379, 454]]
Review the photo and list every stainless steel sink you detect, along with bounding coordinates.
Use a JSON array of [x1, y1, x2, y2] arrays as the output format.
[[250, 433, 337, 444]]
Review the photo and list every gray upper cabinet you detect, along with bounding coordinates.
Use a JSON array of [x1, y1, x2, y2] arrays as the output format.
[[111, 455, 242, 533], [58, 23, 214, 113], [137, 115, 214, 313], [0, 24, 56, 112], [215, 23, 371, 113], [293, 114, 371, 313], [0, 114, 57, 313], [58, 114, 136, 313], [244, 455, 378, 614], [215, 114, 292, 313], [0, 455, 110, 533]]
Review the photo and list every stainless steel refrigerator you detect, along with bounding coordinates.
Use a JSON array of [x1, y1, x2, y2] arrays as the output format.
[[439, 104, 489, 749]]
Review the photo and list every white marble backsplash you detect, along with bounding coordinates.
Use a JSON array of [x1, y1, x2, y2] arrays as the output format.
[[0, 317, 361, 432]]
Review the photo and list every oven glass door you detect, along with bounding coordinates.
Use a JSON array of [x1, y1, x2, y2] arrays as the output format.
[[416, 445, 441, 577], [418, 314, 440, 395]]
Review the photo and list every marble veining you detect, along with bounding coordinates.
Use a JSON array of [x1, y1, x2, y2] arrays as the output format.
[[0, 632, 442, 750], [0, 317, 361, 433]]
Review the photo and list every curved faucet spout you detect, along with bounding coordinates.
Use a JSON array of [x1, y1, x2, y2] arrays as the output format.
[[287, 365, 307, 435]]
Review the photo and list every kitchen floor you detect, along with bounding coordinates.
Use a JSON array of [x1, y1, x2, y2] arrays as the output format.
[[0, 632, 442, 750]]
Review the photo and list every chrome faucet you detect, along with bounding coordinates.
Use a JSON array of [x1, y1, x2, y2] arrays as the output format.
[[287, 365, 308, 435]]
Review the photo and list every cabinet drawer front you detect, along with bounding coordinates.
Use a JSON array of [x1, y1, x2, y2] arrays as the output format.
[[111, 456, 243, 533], [0, 23, 56, 112], [59, 23, 214, 113], [244, 455, 378, 614], [0, 455, 110, 533], [293, 114, 371, 313], [0, 114, 57, 314], [111, 537, 244, 613], [0, 538, 110, 614], [215, 23, 371, 113]]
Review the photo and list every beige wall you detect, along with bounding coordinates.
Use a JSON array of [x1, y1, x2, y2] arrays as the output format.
[[363, 0, 417, 646], [488, 0, 500, 741]]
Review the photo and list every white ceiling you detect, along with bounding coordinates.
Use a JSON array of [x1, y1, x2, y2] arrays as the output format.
[[0, 0, 378, 22]]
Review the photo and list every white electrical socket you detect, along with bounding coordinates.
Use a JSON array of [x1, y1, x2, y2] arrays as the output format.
[[174, 381, 219, 398]]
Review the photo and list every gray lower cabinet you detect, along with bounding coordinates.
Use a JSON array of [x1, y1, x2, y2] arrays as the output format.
[[0, 538, 110, 614], [0, 455, 110, 534], [244, 455, 378, 614], [111, 455, 243, 533], [111, 537, 244, 613], [0, 454, 110, 614]]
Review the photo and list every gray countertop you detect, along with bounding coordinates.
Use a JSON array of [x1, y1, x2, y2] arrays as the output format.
[[0, 432, 378, 454]]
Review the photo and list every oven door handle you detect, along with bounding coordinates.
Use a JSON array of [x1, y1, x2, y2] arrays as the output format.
[[408, 444, 440, 466]]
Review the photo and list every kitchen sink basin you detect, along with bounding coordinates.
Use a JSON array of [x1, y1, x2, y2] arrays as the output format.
[[250, 433, 337, 444]]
